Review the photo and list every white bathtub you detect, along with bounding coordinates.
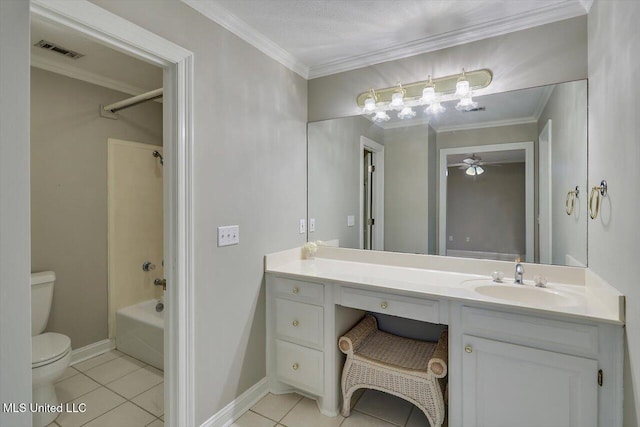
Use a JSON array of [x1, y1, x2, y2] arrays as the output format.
[[116, 299, 164, 370]]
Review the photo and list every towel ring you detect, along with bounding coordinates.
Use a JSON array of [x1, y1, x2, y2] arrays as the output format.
[[589, 180, 607, 220], [565, 186, 580, 215]]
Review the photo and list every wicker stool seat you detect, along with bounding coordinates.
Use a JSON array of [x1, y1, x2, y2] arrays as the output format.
[[339, 315, 448, 427]]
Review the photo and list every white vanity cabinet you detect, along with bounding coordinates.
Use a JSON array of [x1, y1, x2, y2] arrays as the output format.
[[450, 304, 623, 427]]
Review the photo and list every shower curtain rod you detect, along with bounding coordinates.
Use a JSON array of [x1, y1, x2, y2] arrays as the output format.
[[103, 88, 163, 113]]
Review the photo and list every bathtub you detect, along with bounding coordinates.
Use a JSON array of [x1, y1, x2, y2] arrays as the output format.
[[116, 299, 164, 370]]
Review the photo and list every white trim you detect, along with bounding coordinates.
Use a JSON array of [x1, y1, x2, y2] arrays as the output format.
[[30, 54, 160, 100], [181, 0, 309, 78], [70, 339, 116, 365], [533, 86, 555, 120], [446, 249, 521, 262], [200, 378, 269, 427], [31, 2, 196, 426], [307, 2, 586, 78], [435, 117, 538, 133], [439, 142, 534, 263], [538, 120, 553, 264], [359, 136, 384, 251]]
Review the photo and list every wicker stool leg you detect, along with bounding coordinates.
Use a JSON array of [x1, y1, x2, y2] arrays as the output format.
[[341, 391, 352, 417]]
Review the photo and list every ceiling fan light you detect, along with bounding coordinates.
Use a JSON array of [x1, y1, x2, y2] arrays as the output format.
[[475, 165, 485, 175], [465, 166, 476, 176], [398, 107, 416, 120]]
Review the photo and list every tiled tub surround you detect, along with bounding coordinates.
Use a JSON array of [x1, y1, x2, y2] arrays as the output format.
[[265, 246, 624, 427], [48, 350, 163, 427]]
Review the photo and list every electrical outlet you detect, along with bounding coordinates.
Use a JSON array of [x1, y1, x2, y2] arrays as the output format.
[[449, 235, 453, 242], [218, 225, 239, 247], [309, 218, 315, 233], [347, 215, 355, 227], [299, 219, 306, 234]]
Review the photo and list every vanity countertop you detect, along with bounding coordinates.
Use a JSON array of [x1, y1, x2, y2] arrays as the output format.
[[265, 247, 624, 325]]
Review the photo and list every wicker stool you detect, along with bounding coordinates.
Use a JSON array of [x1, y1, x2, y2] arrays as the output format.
[[338, 315, 448, 427]]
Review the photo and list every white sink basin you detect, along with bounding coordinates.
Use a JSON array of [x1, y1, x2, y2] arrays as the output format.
[[465, 280, 579, 307]]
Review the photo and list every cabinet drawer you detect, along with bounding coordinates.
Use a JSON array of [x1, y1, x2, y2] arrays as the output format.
[[272, 277, 324, 305], [275, 298, 324, 349], [461, 306, 599, 357], [276, 340, 323, 395], [340, 287, 439, 324]]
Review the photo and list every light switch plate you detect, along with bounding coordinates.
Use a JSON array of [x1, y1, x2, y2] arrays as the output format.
[[347, 215, 355, 227], [309, 218, 315, 232], [299, 219, 306, 234], [218, 225, 239, 247]]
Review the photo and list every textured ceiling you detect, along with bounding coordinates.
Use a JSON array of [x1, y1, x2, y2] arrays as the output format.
[[190, 0, 588, 77]]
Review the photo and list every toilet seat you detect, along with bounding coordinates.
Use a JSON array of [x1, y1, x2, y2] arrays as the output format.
[[32, 332, 71, 368]]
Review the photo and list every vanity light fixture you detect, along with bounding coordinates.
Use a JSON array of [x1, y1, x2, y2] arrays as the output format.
[[356, 68, 492, 122]]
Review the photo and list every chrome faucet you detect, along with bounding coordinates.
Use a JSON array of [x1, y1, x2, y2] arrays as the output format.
[[514, 263, 525, 284]]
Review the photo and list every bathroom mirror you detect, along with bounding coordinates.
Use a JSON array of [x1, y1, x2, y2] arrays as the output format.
[[307, 80, 587, 266]]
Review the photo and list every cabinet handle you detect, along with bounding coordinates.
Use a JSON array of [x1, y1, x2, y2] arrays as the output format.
[[292, 287, 299, 294], [380, 302, 388, 309], [465, 345, 473, 353], [292, 320, 299, 327], [292, 363, 299, 371]]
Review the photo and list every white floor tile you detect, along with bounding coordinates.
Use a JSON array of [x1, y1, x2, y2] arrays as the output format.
[[343, 411, 399, 427], [146, 420, 164, 427], [55, 366, 79, 383], [73, 351, 122, 372], [107, 366, 164, 399], [131, 383, 164, 417], [354, 390, 413, 426], [251, 392, 302, 422], [280, 398, 343, 427], [231, 411, 277, 427], [54, 373, 100, 404], [55, 387, 125, 427], [84, 355, 145, 385], [83, 402, 156, 427]]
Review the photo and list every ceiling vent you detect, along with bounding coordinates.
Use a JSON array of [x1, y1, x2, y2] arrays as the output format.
[[34, 40, 84, 59], [462, 106, 486, 112]]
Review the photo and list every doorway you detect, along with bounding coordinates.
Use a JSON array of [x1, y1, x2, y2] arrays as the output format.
[[30, 2, 194, 425], [359, 136, 384, 250]]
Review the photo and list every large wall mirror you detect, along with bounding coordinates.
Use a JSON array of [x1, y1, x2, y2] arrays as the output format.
[[308, 80, 587, 267]]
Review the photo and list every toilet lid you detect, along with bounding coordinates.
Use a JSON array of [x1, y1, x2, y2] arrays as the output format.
[[32, 332, 71, 368]]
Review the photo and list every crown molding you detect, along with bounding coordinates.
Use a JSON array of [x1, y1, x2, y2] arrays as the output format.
[[308, 1, 586, 79], [435, 116, 538, 133], [533, 85, 555, 120], [31, 54, 160, 100], [181, 0, 309, 78]]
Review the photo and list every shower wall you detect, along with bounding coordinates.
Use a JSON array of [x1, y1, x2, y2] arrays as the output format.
[[30, 68, 162, 349]]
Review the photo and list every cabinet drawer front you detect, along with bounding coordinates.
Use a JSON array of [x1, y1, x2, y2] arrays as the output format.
[[462, 306, 599, 357], [340, 287, 439, 324], [276, 340, 324, 395], [275, 299, 324, 349], [272, 277, 324, 304]]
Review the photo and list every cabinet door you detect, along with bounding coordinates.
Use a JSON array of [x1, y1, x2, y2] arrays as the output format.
[[462, 335, 597, 427]]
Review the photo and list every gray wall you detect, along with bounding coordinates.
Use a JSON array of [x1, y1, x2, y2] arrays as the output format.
[[307, 116, 382, 248], [447, 163, 526, 255], [0, 1, 32, 425], [383, 125, 435, 254], [89, 1, 308, 423], [308, 16, 587, 121], [537, 81, 588, 266], [30, 68, 163, 349], [588, 1, 640, 425]]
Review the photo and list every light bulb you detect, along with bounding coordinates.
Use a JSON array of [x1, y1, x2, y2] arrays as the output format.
[[398, 107, 416, 120], [425, 102, 446, 115], [421, 85, 435, 104], [455, 95, 478, 111], [389, 91, 404, 110], [372, 111, 390, 122], [363, 96, 376, 113]]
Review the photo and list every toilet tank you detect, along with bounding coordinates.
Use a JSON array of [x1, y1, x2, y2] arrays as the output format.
[[31, 271, 56, 336]]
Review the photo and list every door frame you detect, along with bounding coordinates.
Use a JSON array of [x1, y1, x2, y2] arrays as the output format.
[[359, 136, 384, 250], [438, 141, 534, 262], [538, 120, 553, 264], [30, 1, 195, 425]]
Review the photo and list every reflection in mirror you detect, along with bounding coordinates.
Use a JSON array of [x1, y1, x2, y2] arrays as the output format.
[[308, 80, 587, 266]]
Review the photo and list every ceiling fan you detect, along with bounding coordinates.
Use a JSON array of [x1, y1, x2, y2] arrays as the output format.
[[449, 154, 502, 176]]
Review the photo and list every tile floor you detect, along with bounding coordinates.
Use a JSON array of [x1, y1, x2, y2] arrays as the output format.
[[233, 389, 447, 427], [46, 350, 163, 427]]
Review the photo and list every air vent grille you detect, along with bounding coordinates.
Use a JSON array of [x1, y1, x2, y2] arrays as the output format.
[[35, 40, 84, 59], [462, 106, 486, 112]]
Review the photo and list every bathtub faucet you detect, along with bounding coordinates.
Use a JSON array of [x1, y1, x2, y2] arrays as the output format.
[[154, 278, 166, 290]]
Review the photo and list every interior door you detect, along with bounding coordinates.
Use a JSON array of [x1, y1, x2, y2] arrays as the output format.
[[539, 120, 552, 264], [462, 335, 597, 427]]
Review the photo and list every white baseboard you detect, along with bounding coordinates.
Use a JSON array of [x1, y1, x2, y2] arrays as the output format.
[[200, 377, 269, 427], [70, 338, 115, 365]]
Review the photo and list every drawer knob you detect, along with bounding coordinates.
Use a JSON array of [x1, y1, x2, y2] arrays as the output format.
[[292, 320, 299, 327], [292, 287, 299, 294], [292, 363, 299, 371], [465, 345, 473, 353], [380, 302, 388, 309]]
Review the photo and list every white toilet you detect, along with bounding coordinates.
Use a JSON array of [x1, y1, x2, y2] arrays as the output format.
[[31, 271, 72, 427]]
